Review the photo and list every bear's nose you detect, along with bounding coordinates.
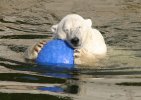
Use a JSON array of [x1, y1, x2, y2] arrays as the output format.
[[71, 37, 79, 45]]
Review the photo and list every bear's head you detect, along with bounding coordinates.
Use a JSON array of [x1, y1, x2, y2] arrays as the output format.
[[51, 14, 92, 49]]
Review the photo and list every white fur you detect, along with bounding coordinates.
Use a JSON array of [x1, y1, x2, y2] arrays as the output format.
[[25, 14, 107, 65], [51, 14, 107, 64]]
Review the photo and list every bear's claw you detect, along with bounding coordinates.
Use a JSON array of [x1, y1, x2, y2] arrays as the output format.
[[25, 40, 47, 60], [74, 49, 81, 58]]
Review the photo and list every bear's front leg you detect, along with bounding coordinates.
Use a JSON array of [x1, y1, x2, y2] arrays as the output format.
[[24, 40, 47, 60]]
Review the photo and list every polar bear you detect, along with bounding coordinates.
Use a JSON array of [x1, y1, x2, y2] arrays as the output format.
[[25, 14, 107, 65]]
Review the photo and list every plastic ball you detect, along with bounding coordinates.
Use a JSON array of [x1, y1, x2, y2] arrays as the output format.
[[36, 39, 74, 69]]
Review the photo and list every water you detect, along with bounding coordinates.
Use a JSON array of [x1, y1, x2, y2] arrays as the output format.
[[0, 0, 141, 100]]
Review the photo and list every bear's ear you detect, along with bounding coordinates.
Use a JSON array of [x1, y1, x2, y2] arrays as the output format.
[[51, 24, 58, 33], [84, 19, 92, 27]]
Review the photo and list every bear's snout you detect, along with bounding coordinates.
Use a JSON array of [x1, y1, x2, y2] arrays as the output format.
[[71, 37, 79, 46]]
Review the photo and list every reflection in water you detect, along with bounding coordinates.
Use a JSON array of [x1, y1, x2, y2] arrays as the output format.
[[0, 49, 141, 99], [0, 57, 80, 95], [38, 79, 79, 94], [116, 82, 141, 86], [44, 72, 73, 79], [0, 73, 66, 84], [39, 86, 64, 93], [0, 93, 72, 100]]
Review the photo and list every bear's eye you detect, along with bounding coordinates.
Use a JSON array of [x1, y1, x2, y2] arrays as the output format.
[[64, 28, 69, 33], [78, 26, 82, 29]]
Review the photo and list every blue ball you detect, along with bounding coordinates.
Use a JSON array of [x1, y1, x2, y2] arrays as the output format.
[[36, 39, 74, 69]]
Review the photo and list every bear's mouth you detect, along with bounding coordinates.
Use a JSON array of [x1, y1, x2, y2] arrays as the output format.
[[65, 39, 82, 49], [68, 42, 82, 49], [72, 44, 82, 48]]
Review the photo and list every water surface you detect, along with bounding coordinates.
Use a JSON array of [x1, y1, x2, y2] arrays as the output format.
[[0, 0, 141, 100]]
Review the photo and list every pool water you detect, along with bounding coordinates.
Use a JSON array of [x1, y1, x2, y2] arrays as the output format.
[[0, 0, 141, 100]]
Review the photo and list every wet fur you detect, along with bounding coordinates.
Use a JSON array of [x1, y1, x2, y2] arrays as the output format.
[[25, 14, 107, 65]]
